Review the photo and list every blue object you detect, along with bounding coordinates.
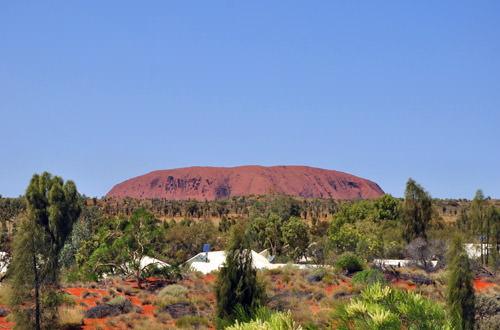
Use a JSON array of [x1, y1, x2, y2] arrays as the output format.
[[203, 244, 211, 252], [479, 235, 486, 241], [269, 255, 275, 262]]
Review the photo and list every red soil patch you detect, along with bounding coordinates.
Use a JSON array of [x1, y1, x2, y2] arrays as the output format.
[[141, 304, 155, 316], [325, 280, 351, 295], [0, 316, 13, 329], [65, 288, 108, 309], [392, 279, 416, 291], [82, 318, 110, 330], [205, 274, 216, 283], [129, 296, 142, 306], [474, 277, 494, 291]]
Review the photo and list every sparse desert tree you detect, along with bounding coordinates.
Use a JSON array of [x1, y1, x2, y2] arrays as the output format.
[[401, 178, 432, 243], [87, 209, 165, 288], [471, 190, 488, 264], [447, 234, 475, 330], [8, 172, 81, 330], [282, 216, 309, 262], [253, 213, 284, 257], [214, 222, 265, 326]]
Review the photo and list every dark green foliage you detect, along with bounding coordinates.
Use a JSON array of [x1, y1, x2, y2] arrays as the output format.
[[83, 209, 165, 288], [214, 222, 266, 327], [269, 195, 301, 221], [251, 213, 284, 257], [401, 178, 432, 242], [8, 214, 55, 330], [334, 253, 364, 273], [0, 197, 25, 255], [282, 216, 309, 262], [59, 206, 99, 268], [447, 235, 475, 330], [331, 194, 400, 225], [9, 172, 81, 330], [350, 269, 385, 286]]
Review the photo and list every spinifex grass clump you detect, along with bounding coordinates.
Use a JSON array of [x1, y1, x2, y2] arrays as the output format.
[[333, 282, 450, 330], [157, 284, 189, 298], [226, 310, 303, 330]]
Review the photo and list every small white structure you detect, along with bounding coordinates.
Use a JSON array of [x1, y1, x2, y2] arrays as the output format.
[[373, 259, 415, 268], [464, 243, 496, 259], [0, 251, 9, 274], [137, 256, 170, 270], [185, 250, 316, 274], [373, 259, 438, 268]]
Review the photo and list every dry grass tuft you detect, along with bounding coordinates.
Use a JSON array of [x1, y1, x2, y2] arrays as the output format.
[[58, 306, 85, 328]]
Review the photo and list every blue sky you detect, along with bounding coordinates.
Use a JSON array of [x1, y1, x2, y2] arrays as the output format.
[[1, 1, 499, 199]]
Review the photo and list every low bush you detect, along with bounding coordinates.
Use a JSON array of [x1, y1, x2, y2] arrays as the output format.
[[85, 297, 134, 318], [176, 315, 211, 328], [307, 268, 328, 282], [333, 254, 364, 274], [58, 306, 84, 330], [350, 269, 385, 286], [157, 284, 189, 298]]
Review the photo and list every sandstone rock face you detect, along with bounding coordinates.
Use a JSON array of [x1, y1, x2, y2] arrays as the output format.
[[106, 166, 384, 200]]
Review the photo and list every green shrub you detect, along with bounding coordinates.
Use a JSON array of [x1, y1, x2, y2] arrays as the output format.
[[43, 292, 77, 307], [307, 268, 328, 282], [176, 315, 210, 328], [226, 310, 303, 330], [333, 282, 451, 330], [108, 295, 127, 306], [333, 254, 364, 273], [350, 269, 385, 286], [157, 284, 188, 298]]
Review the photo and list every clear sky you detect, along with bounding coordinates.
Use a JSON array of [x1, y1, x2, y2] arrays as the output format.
[[1, 1, 499, 199]]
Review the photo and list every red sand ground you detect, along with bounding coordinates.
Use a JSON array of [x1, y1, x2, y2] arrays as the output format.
[[0, 275, 496, 329], [107, 165, 384, 200], [474, 277, 494, 291]]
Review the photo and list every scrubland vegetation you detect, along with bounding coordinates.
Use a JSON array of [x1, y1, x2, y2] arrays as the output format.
[[1, 172, 500, 329]]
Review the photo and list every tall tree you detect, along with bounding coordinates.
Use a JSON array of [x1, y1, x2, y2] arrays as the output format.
[[401, 178, 432, 243], [282, 216, 309, 262], [9, 172, 81, 330], [470, 190, 488, 264], [253, 213, 284, 257], [447, 235, 475, 330], [489, 207, 500, 267], [214, 222, 265, 326]]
